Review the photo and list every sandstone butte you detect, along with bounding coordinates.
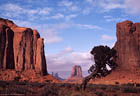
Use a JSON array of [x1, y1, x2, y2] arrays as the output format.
[[65, 65, 83, 83], [0, 18, 59, 83], [90, 20, 140, 85]]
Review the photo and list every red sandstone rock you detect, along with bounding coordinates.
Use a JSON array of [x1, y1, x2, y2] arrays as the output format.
[[114, 20, 140, 71], [0, 18, 47, 76]]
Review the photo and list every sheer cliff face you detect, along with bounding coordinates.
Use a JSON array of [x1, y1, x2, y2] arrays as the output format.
[[114, 20, 140, 71], [0, 18, 47, 75]]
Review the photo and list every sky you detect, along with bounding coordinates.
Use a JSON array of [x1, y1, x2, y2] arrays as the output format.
[[0, 0, 140, 78]]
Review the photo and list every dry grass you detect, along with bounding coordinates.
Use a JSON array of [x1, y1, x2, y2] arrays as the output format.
[[0, 81, 140, 96]]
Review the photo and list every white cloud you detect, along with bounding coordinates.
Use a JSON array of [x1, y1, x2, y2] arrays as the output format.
[[59, 1, 73, 7], [39, 8, 52, 15], [42, 29, 62, 44], [100, 2, 124, 11], [1, 3, 52, 20], [86, 0, 96, 6], [101, 34, 115, 41], [47, 47, 93, 72], [123, 0, 140, 14], [65, 14, 77, 21], [64, 47, 73, 53], [59, 0, 79, 11], [47, 13, 64, 20], [89, 0, 140, 15], [104, 15, 125, 22], [76, 24, 102, 30], [38, 23, 71, 44], [100, 34, 116, 48], [2, 3, 22, 12], [82, 7, 93, 15], [45, 13, 77, 21]]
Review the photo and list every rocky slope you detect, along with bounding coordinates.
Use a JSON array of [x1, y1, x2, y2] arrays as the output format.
[[0, 18, 50, 82]]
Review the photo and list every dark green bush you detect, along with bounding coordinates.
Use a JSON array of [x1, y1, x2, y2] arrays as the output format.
[[122, 87, 140, 93], [95, 91, 104, 96]]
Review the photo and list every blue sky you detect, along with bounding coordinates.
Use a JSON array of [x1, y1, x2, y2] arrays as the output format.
[[1, 0, 140, 78]]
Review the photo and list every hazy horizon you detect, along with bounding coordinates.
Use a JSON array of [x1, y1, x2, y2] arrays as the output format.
[[48, 70, 89, 79]]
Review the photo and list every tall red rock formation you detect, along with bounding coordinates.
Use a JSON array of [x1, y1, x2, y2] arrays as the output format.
[[0, 18, 47, 76], [114, 20, 140, 71]]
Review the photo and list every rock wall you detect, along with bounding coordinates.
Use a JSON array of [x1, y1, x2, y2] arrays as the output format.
[[0, 18, 47, 75], [114, 20, 140, 71]]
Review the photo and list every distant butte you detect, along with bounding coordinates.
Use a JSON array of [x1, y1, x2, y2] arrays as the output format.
[[65, 65, 83, 83]]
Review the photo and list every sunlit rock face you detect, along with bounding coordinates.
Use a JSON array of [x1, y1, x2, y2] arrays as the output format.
[[114, 20, 140, 71], [0, 18, 47, 76]]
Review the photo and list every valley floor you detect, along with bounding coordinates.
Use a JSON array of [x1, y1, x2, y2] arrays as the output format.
[[0, 80, 140, 96]]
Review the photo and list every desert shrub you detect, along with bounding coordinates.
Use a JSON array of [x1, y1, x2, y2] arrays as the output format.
[[86, 84, 97, 92], [73, 85, 81, 91], [115, 82, 119, 85], [122, 87, 140, 93], [58, 89, 68, 96], [100, 85, 107, 90], [14, 76, 21, 81], [112, 86, 120, 91], [113, 94, 117, 96], [136, 83, 140, 87], [1, 85, 35, 95], [0, 80, 10, 87], [122, 83, 134, 87], [28, 82, 46, 88], [95, 91, 104, 96], [39, 84, 58, 96], [71, 92, 82, 96], [13, 81, 27, 85]]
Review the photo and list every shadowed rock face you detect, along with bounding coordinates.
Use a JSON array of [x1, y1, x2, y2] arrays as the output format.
[[114, 20, 140, 71], [0, 18, 47, 75]]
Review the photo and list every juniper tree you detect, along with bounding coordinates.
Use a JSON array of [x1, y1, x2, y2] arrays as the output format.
[[82, 45, 117, 90]]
